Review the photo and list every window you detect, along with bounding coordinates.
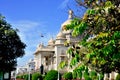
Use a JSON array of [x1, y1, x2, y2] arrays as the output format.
[[61, 56, 65, 61]]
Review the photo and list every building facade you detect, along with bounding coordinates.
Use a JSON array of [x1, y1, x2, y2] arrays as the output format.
[[34, 10, 82, 74], [33, 10, 118, 80], [16, 10, 118, 80]]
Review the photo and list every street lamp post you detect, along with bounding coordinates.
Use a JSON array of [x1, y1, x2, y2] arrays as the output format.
[[28, 62, 32, 80], [57, 70, 59, 80], [56, 56, 59, 80], [28, 66, 30, 80], [14, 70, 16, 80]]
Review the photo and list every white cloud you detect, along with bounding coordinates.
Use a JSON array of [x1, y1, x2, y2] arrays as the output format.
[[10, 20, 55, 66], [11, 20, 43, 42]]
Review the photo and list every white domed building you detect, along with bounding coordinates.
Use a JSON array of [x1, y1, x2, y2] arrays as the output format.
[[33, 10, 118, 80], [34, 10, 81, 73]]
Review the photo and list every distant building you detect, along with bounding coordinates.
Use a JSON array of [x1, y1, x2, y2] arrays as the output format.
[[17, 58, 35, 75]]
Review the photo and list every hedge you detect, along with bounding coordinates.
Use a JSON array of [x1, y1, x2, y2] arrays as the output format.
[[116, 73, 120, 80], [44, 70, 58, 80], [32, 72, 42, 80]]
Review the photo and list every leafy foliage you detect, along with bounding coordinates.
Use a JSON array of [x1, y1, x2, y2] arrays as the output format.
[[16, 74, 31, 80], [32, 72, 43, 80], [0, 15, 26, 71], [116, 73, 120, 80], [62, 72, 73, 80], [61, 0, 120, 79], [23, 74, 29, 80], [44, 70, 58, 80], [72, 64, 104, 80], [16, 75, 22, 79], [16, 75, 24, 79], [76, 0, 120, 8], [59, 61, 67, 69]]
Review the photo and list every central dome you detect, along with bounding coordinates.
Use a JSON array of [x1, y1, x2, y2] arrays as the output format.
[[61, 10, 73, 31], [56, 31, 65, 39]]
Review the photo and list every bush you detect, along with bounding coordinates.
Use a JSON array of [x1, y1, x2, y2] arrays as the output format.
[[84, 76, 92, 80], [116, 73, 120, 80], [44, 70, 58, 80], [16, 75, 21, 79], [89, 71, 97, 79], [63, 72, 73, 80], [42, 75, 45, 80], [24, 74, 29, 80], [17, 75, 25, 79], [32, 72, 42, 80]]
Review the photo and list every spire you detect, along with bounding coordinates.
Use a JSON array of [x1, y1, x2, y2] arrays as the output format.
[[38, 42, 44, 48], [68, 10, 73, 19]]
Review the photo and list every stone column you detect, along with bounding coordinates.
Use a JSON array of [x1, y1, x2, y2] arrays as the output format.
[[51, 54, 53, 69], [104, 73, 109, 80], [37, 54, 41, 71], [110, 72, 115, 80], [39, 54, 42, 66], [43, 56, 46, 66]]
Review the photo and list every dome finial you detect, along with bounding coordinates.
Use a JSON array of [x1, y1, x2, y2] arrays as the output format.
[[68, 10, 73, 19]]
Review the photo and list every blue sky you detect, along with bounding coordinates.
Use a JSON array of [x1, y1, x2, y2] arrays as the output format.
[[0, 0, 85, 67]]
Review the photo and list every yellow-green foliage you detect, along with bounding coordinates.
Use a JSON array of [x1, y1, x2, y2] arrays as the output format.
[[32, 72, 42, 80], [63, 72, 73, 80]]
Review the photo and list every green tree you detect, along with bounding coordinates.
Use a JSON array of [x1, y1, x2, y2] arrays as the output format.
[[61, 0, 120, 79], [0, 15, 26, 72]]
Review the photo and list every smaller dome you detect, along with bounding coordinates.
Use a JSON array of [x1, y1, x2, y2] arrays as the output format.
[[28, 58, 34, 62], [56, 31, 65, 39], [38, 43, 44, 48], [48, 38, 55, 45]]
